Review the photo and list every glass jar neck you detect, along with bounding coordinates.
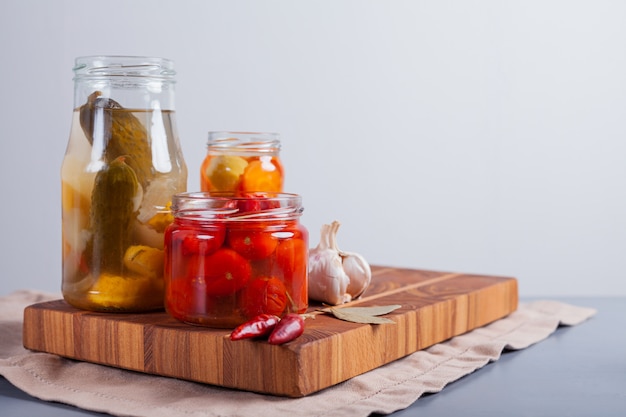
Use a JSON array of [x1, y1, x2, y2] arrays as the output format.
[[171, 192, 303, 222], [207, 132, 281, 156], [72, 56, 176, 110]]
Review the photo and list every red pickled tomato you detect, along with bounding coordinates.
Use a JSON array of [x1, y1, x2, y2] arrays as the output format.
[[227, 229, 279, 261], [232, 193, 264, 213], [240, 276, 288, 318], [180, 226, 226, 256], [166, 276, 209, 318], [200, 248, 252, 296], [275, 238, 307, 281], [275, 238, 308, 312], [231, 193, 283, 214]]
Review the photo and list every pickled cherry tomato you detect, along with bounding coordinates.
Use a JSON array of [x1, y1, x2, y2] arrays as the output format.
[[227, 229, 279, 260], [275, 237, 309, 311], [200, 155, 248, 192], [165, 276, 208, 319], [239, 157, 283, 193], [166, 222, 225, 257], [199, 248, 252, 296], [181, 228, 225, 256], [276, 238, 308, 280], [241, 276, 288, 317], [232, 197, 263, 214]]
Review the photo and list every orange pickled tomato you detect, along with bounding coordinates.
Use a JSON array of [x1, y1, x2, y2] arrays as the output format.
[[239, 156, 283, 193]]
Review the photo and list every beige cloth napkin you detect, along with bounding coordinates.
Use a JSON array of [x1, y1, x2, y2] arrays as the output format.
[[0, 290, 596, 417]]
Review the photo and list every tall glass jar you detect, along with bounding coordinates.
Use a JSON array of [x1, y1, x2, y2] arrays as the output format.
[[61, 56, 188, 312], [164, 192, 308, 328], [200, 132, 283, 194]]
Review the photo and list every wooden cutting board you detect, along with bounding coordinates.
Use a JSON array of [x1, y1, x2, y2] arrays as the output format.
[[22, 266, 518, 397]]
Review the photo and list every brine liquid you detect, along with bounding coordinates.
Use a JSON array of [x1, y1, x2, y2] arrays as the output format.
[[61, 108, 187, 312]]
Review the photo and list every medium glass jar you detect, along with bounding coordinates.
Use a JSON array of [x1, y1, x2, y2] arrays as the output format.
[[164, 192, 308, 328], [61, 56, 188, 312], [200, 132, 284, 193]]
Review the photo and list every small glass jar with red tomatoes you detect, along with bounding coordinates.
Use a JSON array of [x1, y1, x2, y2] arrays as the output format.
[[164, 192, 308, 328], [200, 132, 284, 193]]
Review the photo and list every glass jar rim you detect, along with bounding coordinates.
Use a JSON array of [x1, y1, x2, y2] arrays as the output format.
[[73, 55, 175, 79], [171, 192, 303, 221], [207, 131, 280, 153]]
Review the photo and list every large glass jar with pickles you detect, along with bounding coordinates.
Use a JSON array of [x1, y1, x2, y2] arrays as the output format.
[[61, 56, 188, 312]]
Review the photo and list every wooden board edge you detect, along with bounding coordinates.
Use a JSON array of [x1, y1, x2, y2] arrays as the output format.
[[20, 273, 520, 398], [292, 276, 519, 397]]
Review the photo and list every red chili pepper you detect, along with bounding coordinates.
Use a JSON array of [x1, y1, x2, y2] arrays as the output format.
[[230, 314, 280, 341], [268, 313, 305, 345]]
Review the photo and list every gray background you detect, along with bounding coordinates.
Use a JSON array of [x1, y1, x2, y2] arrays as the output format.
[[1, 0, 624, 297]]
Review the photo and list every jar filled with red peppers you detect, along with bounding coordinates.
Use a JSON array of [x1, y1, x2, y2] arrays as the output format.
[[164, 192, 308, 328]]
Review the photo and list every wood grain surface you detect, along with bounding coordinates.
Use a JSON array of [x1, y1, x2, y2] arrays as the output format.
[[22, 265, 518, 397]]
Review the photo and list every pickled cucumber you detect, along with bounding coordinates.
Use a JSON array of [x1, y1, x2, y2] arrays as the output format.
[[87, 157, 140, 275], [79, 91, 153, 188]]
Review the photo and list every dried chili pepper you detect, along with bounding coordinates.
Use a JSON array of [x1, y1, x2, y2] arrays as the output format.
[[230, 314, 280, 341], [268, 313, 305, 345]]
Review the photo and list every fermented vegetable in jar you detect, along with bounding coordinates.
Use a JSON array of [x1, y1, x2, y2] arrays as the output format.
[[200, 132, 284, 193], [164, 192, 308, 328], [61, 56, 188, 312]]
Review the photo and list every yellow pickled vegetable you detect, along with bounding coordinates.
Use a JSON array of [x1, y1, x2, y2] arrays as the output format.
[[87, 273, 163, 310], [203, 155, 248, 191], [62, 180, 90, 212], [146, 201, 174, 233], [123, 245, 164, 280]]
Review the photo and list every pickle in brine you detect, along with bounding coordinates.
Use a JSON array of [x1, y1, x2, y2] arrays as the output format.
[[87, 156, 140, 276], [79, 91, 153, 188]]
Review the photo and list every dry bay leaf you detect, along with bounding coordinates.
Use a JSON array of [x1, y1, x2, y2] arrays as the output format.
[[324, 304, 401, 324]]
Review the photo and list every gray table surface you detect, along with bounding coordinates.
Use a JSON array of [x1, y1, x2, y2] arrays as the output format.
[[2, 297, 625, 416]]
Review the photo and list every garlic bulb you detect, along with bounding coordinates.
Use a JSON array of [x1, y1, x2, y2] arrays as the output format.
[[308, 222, 351, 305], [308, 221, 372, 305]]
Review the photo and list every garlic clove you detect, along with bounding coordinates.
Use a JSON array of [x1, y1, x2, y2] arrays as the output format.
[[331, 221, 372, 299], [342, 251, 372, 299]]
